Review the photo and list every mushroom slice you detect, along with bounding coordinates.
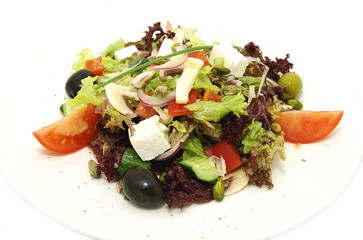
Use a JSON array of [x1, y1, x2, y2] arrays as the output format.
[[105, 82, 138, 115], [222, 167, 249, 196], [132, 71, 155, 88]]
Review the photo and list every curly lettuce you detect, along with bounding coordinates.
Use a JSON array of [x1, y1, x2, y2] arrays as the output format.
[[240, 119, 286, 188]]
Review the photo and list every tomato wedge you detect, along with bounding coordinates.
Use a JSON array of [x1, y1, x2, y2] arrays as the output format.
[[204, 139, 242, 173], [33, 104, 100, 154], [275, 110, 344, 143]]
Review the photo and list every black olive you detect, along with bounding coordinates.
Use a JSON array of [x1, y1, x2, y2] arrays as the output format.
[[122, 166, 164, 208], [65, 69, 95, 98]]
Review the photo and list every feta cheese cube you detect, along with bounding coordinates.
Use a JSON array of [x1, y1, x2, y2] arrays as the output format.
[[208, 44, 249, 78], [114, 45, 138, 61], [128, 116, 170, 161]]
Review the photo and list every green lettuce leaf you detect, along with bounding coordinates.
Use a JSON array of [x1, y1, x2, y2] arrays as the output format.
[[192, 66, 220, 92], [103, 38, 126, 58], [102, 57, 127, 73], [168, 120, 187, 133], [185, 93, 248, 122], [66, 76, 104, 113], [72, 48, 95, 72], [181, 132, 206, 158], [101, 105, 126, 130], [144, 75, 177, 95], [181, 28, 206, 47], [241, 119, 285, 169]]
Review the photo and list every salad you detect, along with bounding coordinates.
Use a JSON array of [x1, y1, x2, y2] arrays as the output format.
[[33, 22, 343, 209]]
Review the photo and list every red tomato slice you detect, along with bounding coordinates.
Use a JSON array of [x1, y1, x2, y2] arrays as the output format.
[[135, 102, 158, 119], [188, 51, 211, 67], [204, 139, 242, 173], [84, 56, 105, 76], [33, 104, 100, 154], [275, 110, 344, 143], [168, 89, 199, 117], [201, 88, 222, 102]]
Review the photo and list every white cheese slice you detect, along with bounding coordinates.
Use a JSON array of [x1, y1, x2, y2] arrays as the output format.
[[175, 57, 204, 104], [128, 116, 171, 161], [114, 45, 138, 61], [157, 38, 174, 57], [208, 44, 249, 78]]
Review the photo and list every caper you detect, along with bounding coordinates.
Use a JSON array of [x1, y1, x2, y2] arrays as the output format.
[[213, 179, 225, 201], [88, 160, 101, 179], [277, 72, 303, 100], [287, 99, 303, 110]]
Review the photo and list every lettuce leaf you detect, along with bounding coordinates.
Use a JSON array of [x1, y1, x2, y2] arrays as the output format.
[[144, 75, 176, 95], [181, 28, 205, 47], [241, 119, 285, 167], [185, 93, 248, 122], [72, 48, 95, 72], [192, 66, 220, 92], [181, 132, 206, 159], [101, 105, 126, 130], [103, 38, 125, 58], [66, 76, 104, 113], [102, 57, 127, 73]]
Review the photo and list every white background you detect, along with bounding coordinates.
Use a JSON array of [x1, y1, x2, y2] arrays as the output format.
[[1, 0, 362, 239]]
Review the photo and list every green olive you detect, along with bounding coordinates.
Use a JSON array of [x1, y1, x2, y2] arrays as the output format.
[[278, 72, 303, 100]]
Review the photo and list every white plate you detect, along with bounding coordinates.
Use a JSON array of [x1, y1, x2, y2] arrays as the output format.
[[1, 1, 363, 240]]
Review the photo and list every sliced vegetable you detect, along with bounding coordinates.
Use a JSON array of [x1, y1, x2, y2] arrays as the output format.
[[135, 102, 158, 119], [84, 56, 105, 76], [201, 88, 222, 102], [155, 140, 184, 161], [137, 88, 176, 107], [275, 110, 344, 143], [179, 156, 218, 182], [105, 82, 138, 115], [222, 167, 249, 196], [204, 139, 242, 174], [152, 52, 188, 70], [168, 89, 198, 117], [188, 51, 211, 67], [175, 57, 204, 103], [32, 104, 99, 154]]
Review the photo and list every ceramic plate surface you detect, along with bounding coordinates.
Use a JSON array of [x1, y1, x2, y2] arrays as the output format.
[[1, 1, 362, 240]]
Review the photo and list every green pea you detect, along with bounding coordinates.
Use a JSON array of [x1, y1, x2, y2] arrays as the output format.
[[278, 72, 303, 100]]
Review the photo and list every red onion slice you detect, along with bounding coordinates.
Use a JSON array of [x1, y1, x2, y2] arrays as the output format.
[[137, 88, 176, 107], [155, 140, 184, 161], [152, 53, 188, 70]]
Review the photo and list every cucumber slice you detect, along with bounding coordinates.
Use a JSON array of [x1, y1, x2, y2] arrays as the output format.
[[60, 102, 83, 116], [179, 156, 218, 182]]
